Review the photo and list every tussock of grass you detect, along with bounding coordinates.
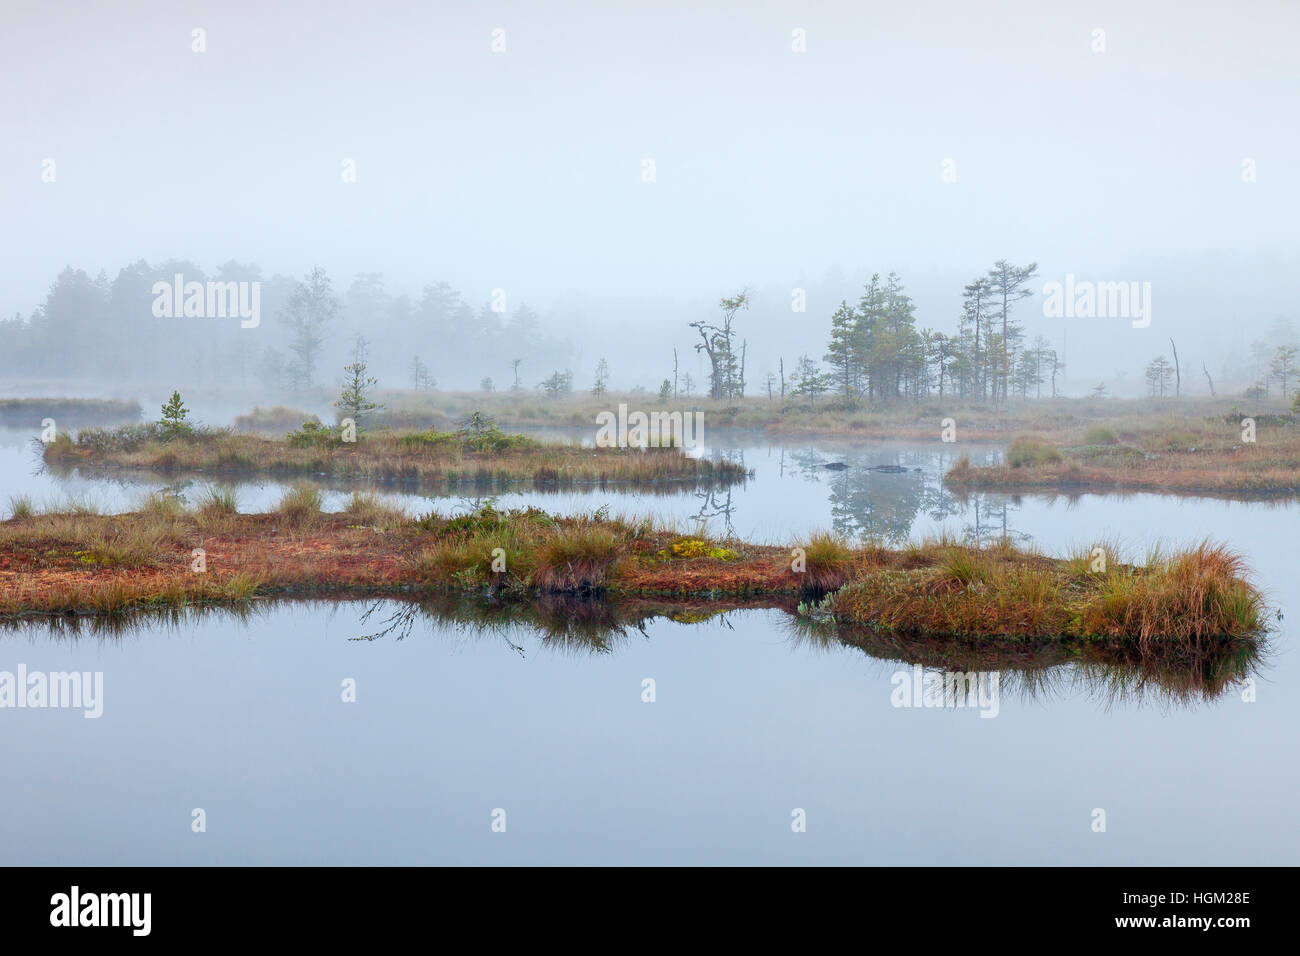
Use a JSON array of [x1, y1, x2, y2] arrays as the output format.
[[343, 492, 407, 529], [1006, 436, 1063, 468], [829, 539, 1263, 643], [277, 485, 323, 526], [195, 486, 239, 532], [138, 490, 186, 519], [197, 485, 238, 515], [7, 495, 35, 520], [413, 537, 487, 581], [937, 548, 990, 586], [801, 532, 853, 591], [1075, 543, 1265, 641], [534, 527, 621, 591], [62, 494, 101, 517]]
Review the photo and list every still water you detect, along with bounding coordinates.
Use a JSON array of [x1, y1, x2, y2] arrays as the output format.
[[0, 425, 1295, 864]]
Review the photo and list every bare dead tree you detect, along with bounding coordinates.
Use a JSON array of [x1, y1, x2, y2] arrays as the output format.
[[1169, 338, 1181, 397], [1202, 362, 1217, 397]]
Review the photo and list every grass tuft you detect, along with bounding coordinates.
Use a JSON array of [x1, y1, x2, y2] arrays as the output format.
[[277, 485, 323, 527], [802, 532, 853, 591], [1006, 436, 1063, 468], [7, 495, 35, 520]]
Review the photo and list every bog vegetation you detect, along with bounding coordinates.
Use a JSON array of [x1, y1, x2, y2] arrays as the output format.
[[0, 499, 1267, 651]]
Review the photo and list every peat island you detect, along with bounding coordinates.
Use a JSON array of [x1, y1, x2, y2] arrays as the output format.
[[0, 492, 1267, 649]]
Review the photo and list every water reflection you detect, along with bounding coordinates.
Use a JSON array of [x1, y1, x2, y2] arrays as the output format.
[[3, 596, 1263, 709], [24, 426, 1294, 561], [40, 457, 749, 499]]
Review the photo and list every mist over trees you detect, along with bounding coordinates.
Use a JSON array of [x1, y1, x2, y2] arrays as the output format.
[[791, 263, 1048, 406], [699, 262, 1298, 407], [4, 256, 1297, 406], [0, 261, 573, 392]]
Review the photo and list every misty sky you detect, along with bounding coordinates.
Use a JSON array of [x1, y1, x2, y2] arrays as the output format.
[[4, 0, 1297, 389]]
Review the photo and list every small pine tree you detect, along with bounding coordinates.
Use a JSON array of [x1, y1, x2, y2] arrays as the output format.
[[335, 344, 384, 431], [658, 379, 672, 403], [158, 390, 192, 440], [457, 410, 501, 450], [791, 355, 831, 406], [540, 369, 573, 398], [459, 410, 496, 438], [593, 358, 610, 396], [480, 376, 495, 393]]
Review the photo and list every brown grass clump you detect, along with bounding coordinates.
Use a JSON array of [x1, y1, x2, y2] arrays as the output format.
[[195, 486, 239, 533], [342, 492, 407, 530], [534, 527, 622, 591], [800, 532, 853, 591], [1005, 436, 1063, 467], [1075, 542, 1265, 641], [829, 538, 1264, 643], [277, 485, 323, 527]]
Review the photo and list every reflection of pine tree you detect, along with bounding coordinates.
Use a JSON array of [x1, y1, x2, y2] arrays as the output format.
[[825, 461, 928, 544], [691, 450, 744, 536], [957, 497, 1033, 550], [821, 451, 967, 544]]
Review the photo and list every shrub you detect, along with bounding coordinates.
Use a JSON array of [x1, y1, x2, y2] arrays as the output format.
[[287, 421, 345, 448], [1006, 437, 1063, 468]]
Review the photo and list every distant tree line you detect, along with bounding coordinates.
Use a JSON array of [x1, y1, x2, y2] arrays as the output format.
[[0, 261, 572, 390], [686, 262, 1049, 407]]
